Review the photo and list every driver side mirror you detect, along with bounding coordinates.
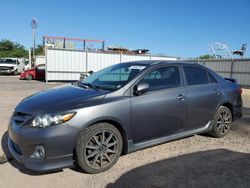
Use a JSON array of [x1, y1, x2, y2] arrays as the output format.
[[133, 82, 150, 96]]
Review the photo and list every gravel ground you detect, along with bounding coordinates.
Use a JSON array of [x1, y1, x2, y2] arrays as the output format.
[[0, 76, 249, 188]]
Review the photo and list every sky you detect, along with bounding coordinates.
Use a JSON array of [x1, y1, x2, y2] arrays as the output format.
[[0, 0, 249, 58]]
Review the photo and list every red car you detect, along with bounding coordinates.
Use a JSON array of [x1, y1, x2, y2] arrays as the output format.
[[20, 64, 45, 80]]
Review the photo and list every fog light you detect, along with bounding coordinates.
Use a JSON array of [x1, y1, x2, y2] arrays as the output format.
[[31, 146, 45, 159]]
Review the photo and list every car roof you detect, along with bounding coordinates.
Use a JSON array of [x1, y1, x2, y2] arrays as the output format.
[[124, 60, 200, 66]]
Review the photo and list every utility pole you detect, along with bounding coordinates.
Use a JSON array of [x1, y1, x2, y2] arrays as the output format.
[[31, 18, 37, 66]]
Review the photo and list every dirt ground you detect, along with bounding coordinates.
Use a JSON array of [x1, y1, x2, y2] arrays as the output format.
[[0, 76, 249, 188]]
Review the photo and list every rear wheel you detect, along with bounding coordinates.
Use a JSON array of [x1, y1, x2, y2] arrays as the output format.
[[75, 123, 123, 174], [209, 106, 232, 138], [26, 74, 33, 80]]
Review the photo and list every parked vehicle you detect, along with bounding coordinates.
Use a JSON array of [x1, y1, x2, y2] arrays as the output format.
[[19, 64, 45, 80], [0, 58, 25, 75], [8, 61, 242, 173]]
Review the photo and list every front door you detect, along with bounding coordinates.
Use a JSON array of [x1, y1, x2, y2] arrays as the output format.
[[131, 65, 187, 144]]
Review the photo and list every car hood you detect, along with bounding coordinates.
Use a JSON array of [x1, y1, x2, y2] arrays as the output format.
[[15, 84, 109, 114]]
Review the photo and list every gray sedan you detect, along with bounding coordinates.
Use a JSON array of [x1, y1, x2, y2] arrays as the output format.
[[8, 61, 242, 174]]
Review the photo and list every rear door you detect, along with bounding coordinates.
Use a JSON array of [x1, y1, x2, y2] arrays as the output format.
[[131, 65, 187, 143], [182, 65, 224, 130]]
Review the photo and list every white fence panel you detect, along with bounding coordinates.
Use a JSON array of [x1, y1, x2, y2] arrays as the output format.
[[150, 56, 176, 61], [87, 52, 121, 72], [121, 54, 150, 62], [47, 49, 86, 80], [46, 48, 178, 81], [35, 56, 45, 66]]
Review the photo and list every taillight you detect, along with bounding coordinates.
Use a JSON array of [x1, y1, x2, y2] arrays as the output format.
[[237, 87, 242, 95]]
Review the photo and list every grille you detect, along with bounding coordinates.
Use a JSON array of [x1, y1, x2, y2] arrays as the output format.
[[12, 111, 32, 126], [0, 66, 13, 70]]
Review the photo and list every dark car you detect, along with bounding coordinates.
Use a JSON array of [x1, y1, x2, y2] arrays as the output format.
[[20, 64, 45, 80], [8, 61, 242, 174]]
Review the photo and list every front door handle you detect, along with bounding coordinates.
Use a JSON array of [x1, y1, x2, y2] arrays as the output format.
[[176, 94, 185, 100]]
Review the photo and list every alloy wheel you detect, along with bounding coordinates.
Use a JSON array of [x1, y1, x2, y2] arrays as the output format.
[[216, 110, 231, 134], [84, 131, 119, 170]]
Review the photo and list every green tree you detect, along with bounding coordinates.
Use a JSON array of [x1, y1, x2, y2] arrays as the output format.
[[0, 39, 28, 58], [196, 54, 213, 59], [33, 45, 45, 56]]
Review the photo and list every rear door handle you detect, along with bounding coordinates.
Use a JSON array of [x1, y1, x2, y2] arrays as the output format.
[[176, 94, 185, 100]]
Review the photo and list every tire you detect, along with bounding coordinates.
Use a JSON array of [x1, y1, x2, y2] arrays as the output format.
[[75, 123, 123, 174], [13, 70, 18, 75], [209, 106, 232, 138], [26, 74, 33, 80]]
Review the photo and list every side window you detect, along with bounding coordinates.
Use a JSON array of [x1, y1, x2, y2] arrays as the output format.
[[208, 72, 218, 84], [140, 66, 181, 91], [37, 65, 45, 70], [183, 66, 209, 86], [144, 70, 161, 79]]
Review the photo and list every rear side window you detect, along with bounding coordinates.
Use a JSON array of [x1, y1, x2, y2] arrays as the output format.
[[140, 66, 181, 91], [183, 66, 209, 86], [208, 72, 218, 83]]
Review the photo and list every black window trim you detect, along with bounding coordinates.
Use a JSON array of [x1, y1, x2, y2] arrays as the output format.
[[131, 64, 184, 95], [207, 70, 218, 84]]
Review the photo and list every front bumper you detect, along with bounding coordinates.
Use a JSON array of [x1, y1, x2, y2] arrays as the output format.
[[19, 73, 25, 79], [8, 118, 80, 172], [0, 69, 14, 74]]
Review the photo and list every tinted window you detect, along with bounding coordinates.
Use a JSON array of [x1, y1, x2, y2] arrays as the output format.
[[99, 67, 132, 81], [83, 63, 148, 91], [183, 66, 209, 86], [208, 72, 217, 83], [140, 66, 181, 91], [37, 65, 45, 70]]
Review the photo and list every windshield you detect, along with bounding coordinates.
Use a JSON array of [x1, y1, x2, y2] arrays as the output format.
[[82, 63, 148, 91], [0, 59, 18, 64]]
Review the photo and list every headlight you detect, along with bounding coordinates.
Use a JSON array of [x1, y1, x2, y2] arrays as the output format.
[[31, 112, 76, 128]]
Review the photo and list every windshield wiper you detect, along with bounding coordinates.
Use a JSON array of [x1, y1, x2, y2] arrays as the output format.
[[77, 82, 99, 90]]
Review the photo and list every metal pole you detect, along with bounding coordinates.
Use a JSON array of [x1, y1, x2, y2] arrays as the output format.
[[230, 59, 234, 78], [28, 49, 32, 69], [45, 46, 48, 83], [83, 40, 86, 50], [33, 28, 35, 66], [31, 18, 37, 67], [102, 41, 105, 51], [86, 51, 88, 73]]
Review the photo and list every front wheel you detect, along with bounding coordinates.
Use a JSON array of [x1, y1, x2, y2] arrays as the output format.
[[13, 70, 18, 75], [209, 106, 232, 138], [75, 123, 123, 174], [26, 74, 33, 80]]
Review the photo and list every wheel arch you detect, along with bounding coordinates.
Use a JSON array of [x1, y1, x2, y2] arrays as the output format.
[[26, 73, 35, 79], [221, 102, 235, 120], [211, 102, 233, 124], [79, 118, 129, 155]]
